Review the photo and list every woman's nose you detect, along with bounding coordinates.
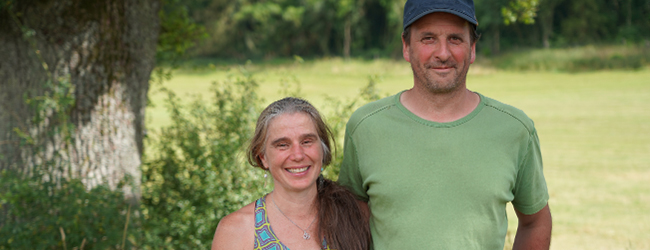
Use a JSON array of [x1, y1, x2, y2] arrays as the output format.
[[290, 145, 305, 161]]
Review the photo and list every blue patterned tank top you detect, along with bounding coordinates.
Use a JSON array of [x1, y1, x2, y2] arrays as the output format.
[[254, 195, 331, 250]]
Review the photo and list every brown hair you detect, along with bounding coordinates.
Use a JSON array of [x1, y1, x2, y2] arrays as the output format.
[[317, 176, 372, 250], [247, 97, 371, 250]]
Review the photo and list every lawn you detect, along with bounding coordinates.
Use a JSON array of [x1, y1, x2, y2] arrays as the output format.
[[147, 58, 650, 250]]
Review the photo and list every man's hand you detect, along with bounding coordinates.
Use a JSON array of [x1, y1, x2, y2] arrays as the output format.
[[513, 204, 552, 250]]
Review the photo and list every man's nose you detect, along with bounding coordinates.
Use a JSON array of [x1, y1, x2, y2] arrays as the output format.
[[433, 41, 452, 62]]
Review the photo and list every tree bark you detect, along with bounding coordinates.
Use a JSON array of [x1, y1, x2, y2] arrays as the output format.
[[343, 18, 351, 59], [539, 6, 553, 48], [0, 0, 159, 195], [539, 0, 563, 49], [492, 26, 501, 55]]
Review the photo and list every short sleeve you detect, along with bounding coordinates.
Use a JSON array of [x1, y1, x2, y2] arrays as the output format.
[[512, 129, 549, 214], [337, 130, 369, 201]]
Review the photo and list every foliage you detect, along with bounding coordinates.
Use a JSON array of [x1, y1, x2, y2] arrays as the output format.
[[322, 75, 384, 180], [0, 170, 136, 250], [12, 74, 76, 171], [190, 0, 403, 58], [182, 0, 650, 58], [153, 0, 208, 86], [501, 0, 539, 25], [140, 70, 269, 249], [157, 0, 207, 66]]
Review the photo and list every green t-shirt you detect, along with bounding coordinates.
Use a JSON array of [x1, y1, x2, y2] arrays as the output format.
[[338, 91, 549, 250]]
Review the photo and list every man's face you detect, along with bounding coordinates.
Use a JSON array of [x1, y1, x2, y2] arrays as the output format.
[[402, 12, 476, 94]]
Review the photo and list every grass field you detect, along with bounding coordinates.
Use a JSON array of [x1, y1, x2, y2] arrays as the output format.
[[147, 58, 650, 250]]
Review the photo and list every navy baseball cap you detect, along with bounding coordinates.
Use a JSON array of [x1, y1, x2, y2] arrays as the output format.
[[403, 0, 478, 31]]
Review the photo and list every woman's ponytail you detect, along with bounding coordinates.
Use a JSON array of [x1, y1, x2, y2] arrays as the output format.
[[317, 175, 372, 250]]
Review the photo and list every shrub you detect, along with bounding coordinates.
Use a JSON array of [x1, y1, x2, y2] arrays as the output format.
[[140, 71, 270, 249], [322, 75, 383, 180], [139, 69, 383, 249], [0, 170, 136, 250]]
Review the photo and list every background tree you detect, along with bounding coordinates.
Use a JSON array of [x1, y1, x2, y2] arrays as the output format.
[[184, 0, 649, 59], [0, 0, 159, 192], [537, 0, 564, 48]]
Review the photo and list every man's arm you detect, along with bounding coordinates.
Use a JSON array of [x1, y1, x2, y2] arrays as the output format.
[[513, 204, 552, 250]]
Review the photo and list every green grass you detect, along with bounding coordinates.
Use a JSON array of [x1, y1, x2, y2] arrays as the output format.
[[487, 44, 650, 72], [146, 58, 415, 129], [147, 57, 650, 250], [471, 70, 650, 249]]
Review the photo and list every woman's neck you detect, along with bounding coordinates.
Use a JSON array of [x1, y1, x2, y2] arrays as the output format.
[[271, 188, 318, 218]]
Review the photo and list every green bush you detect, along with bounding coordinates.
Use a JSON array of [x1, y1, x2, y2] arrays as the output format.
[[139, 69, 382, 249], [0, 170, 136, 250], [321, 74, 384, 180], [140, 71, 270, 249]]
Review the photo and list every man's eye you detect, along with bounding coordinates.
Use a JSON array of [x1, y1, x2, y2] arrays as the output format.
[[421, 37, 436, 44], [302, 139, 314, 146], [276, 143, 289, 148]]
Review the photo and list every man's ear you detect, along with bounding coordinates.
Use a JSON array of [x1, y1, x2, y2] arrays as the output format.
[[402, 33, 411, 63], [470, 42, 476, 64]]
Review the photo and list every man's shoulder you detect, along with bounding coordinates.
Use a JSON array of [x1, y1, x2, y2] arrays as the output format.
[[479, 93, 536, 132], [347, 94, 398, 133]]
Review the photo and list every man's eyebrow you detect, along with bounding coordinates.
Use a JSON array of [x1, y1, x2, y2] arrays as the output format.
[[448, 32, 464, 37]]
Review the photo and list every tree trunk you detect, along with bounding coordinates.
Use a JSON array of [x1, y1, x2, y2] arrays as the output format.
[[539, 6, 554, 48], [626, 0, 632, 27], [492, 26, 501, 55], [343, 18, 351, 60], [0, 0, 159, 195], [539, 0, 563, 49]]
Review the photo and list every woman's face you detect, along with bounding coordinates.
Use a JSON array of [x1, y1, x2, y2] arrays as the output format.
[[260, 112, 323, 194]]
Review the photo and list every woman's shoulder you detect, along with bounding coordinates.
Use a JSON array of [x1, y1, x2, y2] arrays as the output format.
[[222, 201, 257, 225], [211, 201, 256, 250]]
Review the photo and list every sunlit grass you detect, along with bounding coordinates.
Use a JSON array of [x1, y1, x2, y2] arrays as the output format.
[[470, 70, 650, 249], [147, 57, 650, 250], [146, 58, 414, 129], [486, 44, 650, 72]]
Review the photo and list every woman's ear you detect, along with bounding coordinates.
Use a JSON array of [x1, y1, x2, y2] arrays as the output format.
[[260, 154, 268, 170]]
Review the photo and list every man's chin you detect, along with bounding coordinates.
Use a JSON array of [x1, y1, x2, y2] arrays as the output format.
[[424, 82, 461, 94]]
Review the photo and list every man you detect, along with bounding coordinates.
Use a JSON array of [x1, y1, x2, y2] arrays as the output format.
[[338, 0, 552, 249]]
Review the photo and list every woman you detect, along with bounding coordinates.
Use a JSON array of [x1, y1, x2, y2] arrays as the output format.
[[211, 97, 371, 250]]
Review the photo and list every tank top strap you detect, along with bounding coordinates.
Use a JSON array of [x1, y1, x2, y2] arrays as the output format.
[[253, 194, 332, 250], [254, 195, 290, 250]]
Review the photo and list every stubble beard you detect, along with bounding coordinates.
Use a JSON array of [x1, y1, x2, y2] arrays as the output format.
[[410, 54, 471, 95]]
